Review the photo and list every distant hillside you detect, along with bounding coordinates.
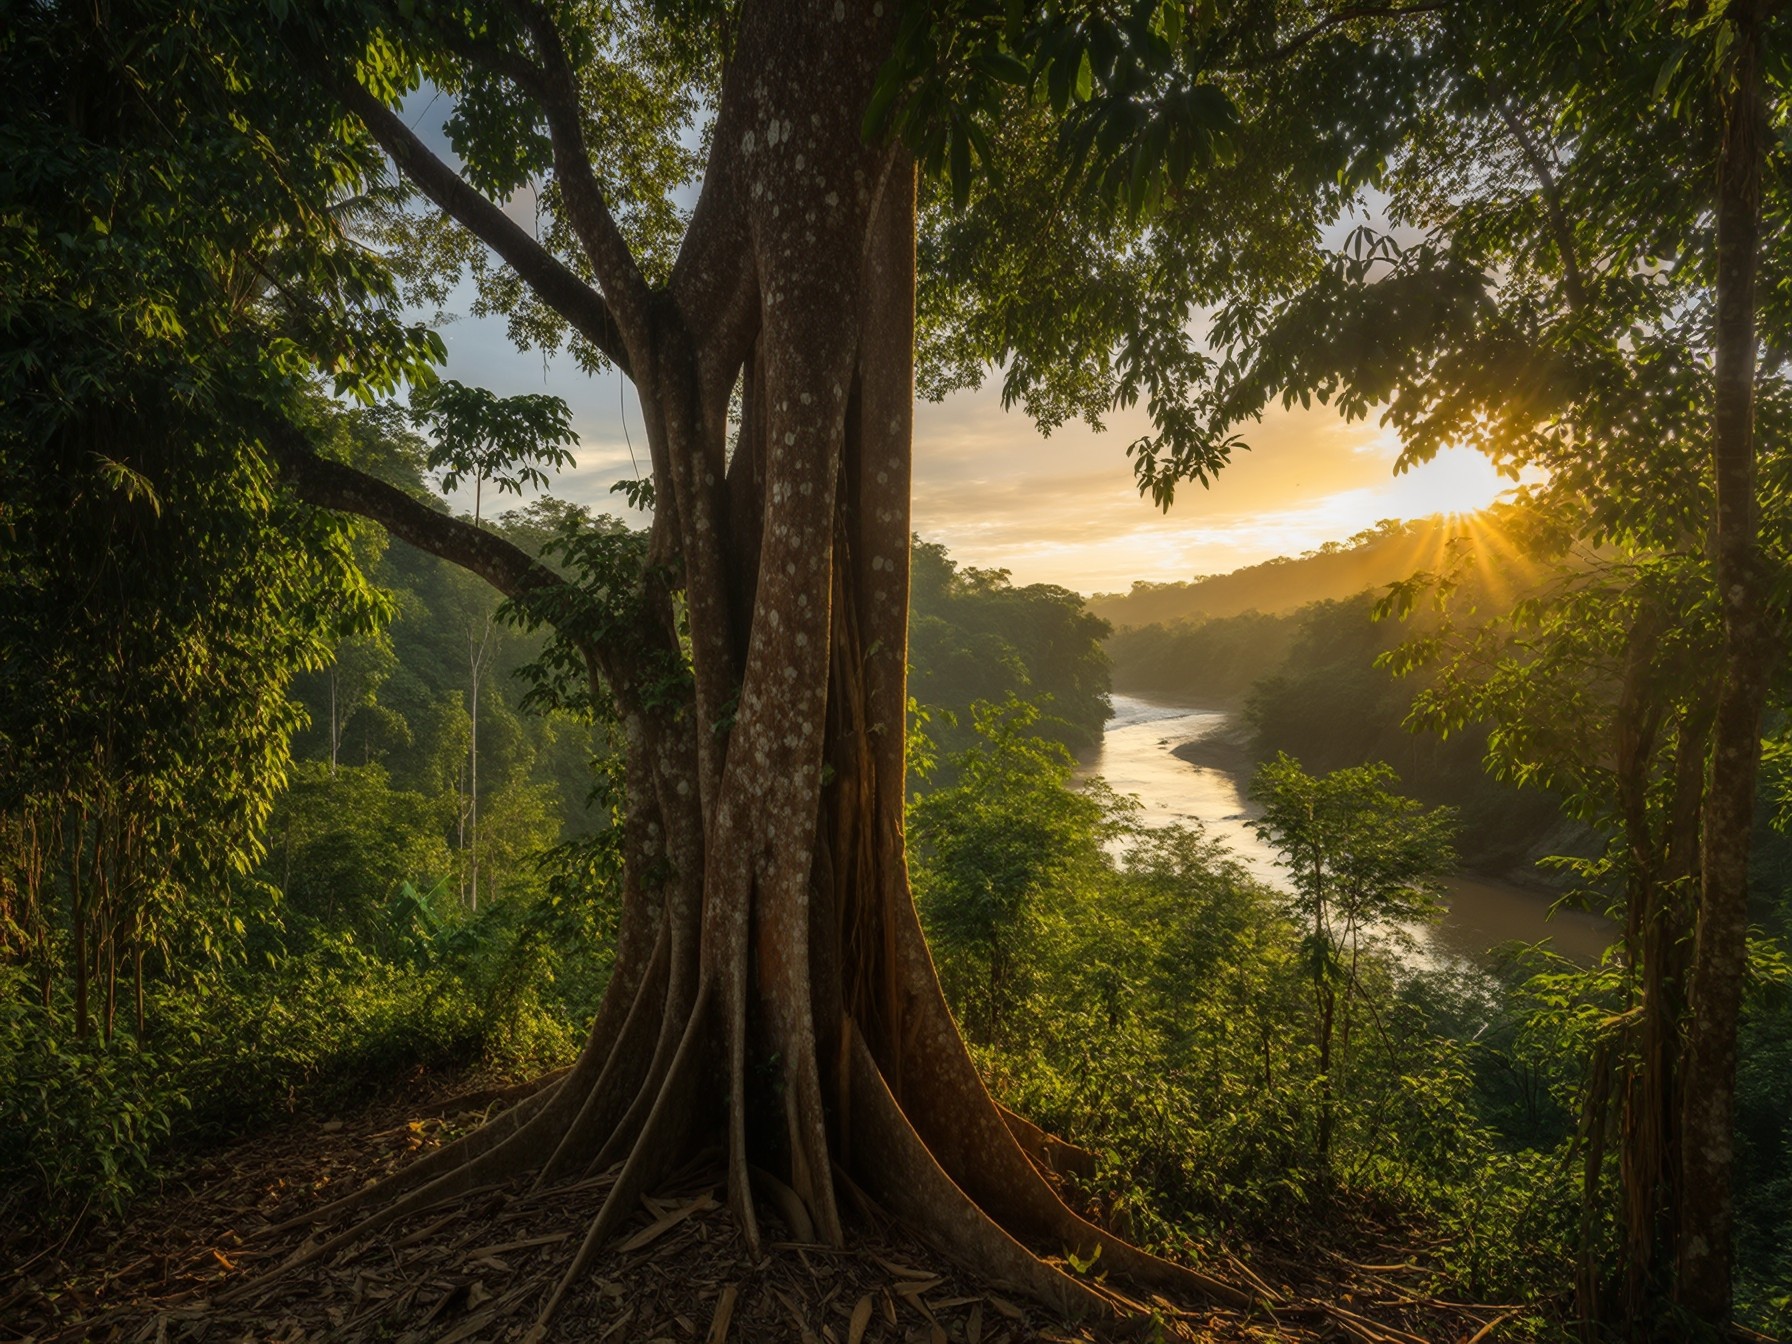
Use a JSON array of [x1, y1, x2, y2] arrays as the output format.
[[1089, 514, 1531, 628]]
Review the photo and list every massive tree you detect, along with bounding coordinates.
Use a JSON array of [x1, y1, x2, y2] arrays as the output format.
[[233, 0, 1437, 1333], [254, 1, 1197, 1335]]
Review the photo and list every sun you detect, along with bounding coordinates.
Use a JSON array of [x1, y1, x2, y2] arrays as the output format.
[[1386, 445, 1525, 520]]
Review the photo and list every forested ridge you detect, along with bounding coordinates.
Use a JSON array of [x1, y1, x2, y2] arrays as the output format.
[[5, 0, 1792, 1340], [1091, 515, 1553, 631], [1103, 514, 1577, 873]]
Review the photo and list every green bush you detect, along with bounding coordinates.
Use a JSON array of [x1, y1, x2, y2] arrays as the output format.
[[914, 711, 1590, 1315], [0, 971, 185, 1225], [157, 939, 485, 1139]]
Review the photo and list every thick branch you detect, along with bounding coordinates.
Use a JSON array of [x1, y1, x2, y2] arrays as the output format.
[[318, 64, 633, 377], [268, 424, 570, 604], [506, 0, 655, 347]]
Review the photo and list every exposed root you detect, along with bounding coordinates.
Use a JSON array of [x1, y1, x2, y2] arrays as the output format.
[[888, 895, 1261, 1312], [411, 1066, 570, 1118], [525, 984, 716, 1341], [583, 973, 695, 1175], [533, 925, 670, 1184], [724, 971, 760, 1256], [1002, 1099, 1098, 1184], [748, 1163, 816, 1242], [700, 793, 761, 1258], [846, 1027, 1119, 1323], [757, 851, 846, 1248]]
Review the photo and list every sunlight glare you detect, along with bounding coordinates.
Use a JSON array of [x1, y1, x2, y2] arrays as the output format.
[[1380, 445, 1521, 521]]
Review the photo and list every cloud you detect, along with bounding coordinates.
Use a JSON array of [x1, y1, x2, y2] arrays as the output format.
[[912, 386, 1517, 593], [419, 278, 1515, 591]]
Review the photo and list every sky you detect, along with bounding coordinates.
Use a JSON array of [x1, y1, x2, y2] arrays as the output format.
[[434, 302, 1520, 597], [408, 96, 1518, 598]]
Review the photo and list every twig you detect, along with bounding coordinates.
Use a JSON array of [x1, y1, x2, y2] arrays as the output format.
[[1461, 1306, 1522, 1344]]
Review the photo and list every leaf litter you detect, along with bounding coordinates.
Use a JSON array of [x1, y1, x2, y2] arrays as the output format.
[[0, 1068, 1527, 1344]]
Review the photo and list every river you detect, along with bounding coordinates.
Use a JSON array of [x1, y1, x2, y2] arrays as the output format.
[[1078, 694, 1616, 968]]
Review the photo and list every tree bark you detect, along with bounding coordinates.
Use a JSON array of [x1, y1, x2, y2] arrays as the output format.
[[1676, 0, 1780, 1322], [247, 1, 1259, 1335]]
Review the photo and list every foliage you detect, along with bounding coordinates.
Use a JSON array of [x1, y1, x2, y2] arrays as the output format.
[[908, 538, 1113, 758], [910, 699, 1115, 1039], [0, 872, 619, 1233], [1248, 594, 1578, 874], [409, 379, 577, 512], [0, 968, 182, 1224], [896, 0, 1437, 509], [914, 713, 1579, 1314], [1248, 754, 1456, 945], [1105, 610, 1296, 704], [1247, 753, 1455, 1163], [0, 0, 435, 1039]]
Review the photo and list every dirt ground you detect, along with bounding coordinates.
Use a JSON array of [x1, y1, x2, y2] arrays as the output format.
[[0, 1068, 1530, 1344]]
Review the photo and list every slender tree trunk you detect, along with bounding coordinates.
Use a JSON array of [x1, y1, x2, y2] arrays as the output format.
[[104, 908, 117, 1043], [71, 809, 88, 1040], [469, 624, 480, 913], [1576, 1040, 1616, 1340], [1613, 607, 1668, 1327], [1316, 983, 1335, 1164], [134, 942, 145, 1040], [1677, 0, 1779, 1321]]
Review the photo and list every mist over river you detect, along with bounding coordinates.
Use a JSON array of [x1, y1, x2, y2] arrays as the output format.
[[1078, 694, 1616, 969]]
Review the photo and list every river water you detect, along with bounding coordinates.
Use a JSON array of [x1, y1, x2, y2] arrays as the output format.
[[1078, 694, 1616, 968]]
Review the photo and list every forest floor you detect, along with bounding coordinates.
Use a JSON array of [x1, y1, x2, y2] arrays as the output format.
[[1, 1067, 1531, 1344]]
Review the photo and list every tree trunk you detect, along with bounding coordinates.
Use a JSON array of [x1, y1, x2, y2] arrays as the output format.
[[71, 810, 88, 1040], [1677, 0, 1779, 1322], [1611, 606, 1672, 1328], [253, 1, 1257, 1334], [1316, 981, 1335, 1164]]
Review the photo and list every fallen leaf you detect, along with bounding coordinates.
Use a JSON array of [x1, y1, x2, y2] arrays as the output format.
[[846, 1294, 873, 1344], [618, 1194, 717, 1253], [987, 1294, 1024, 1321], [706, 1283, 738, 1343]]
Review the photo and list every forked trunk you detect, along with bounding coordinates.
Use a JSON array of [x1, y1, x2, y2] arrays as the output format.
[[260, 0, 1256, 1336]]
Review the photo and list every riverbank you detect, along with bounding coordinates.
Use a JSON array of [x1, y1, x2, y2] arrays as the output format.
[[1086, 694, 1618, 966], [1169, 718, 1255, 776]]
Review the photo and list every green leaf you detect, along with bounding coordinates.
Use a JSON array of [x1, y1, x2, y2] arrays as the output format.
[[949, 122, 973, 210], [861, 70, 903, 141], [1160, 0, 1183, 48]]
